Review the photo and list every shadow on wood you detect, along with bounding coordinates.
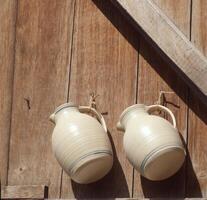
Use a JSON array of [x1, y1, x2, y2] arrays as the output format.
[[92, 0, 207, 125], [185, 148, 202, 198], [141, 147, 202, 198], [137, 43, 203, 198], [137, 40, 207, 126], [71, 131, 130, 198], [140, 163, 186, 198], [110, 0, 207, 109], [139, 132, 201, 198], [92, 0, 139, 55], [92, 0, 205, 198]]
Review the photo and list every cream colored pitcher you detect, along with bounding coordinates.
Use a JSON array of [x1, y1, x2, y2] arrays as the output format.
[[117, 104, 186, 181], [50, 102, 113, 184]]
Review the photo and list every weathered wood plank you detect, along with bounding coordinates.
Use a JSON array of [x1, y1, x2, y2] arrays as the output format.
[[61, 0, 138, 198], [133, 0, 190, 198], [111, 0, 207, 105], [0, 0, 17, 185], [187, 0, 207, 197], [1, 185, 47, 199], [153, 0, 190, 38], [7, 0, 75, 198]]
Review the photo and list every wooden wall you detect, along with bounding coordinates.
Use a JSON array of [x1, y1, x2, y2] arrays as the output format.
[[0, 0, 207, 198]]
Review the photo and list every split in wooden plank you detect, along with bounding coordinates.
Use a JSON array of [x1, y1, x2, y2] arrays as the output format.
[[0, 0, 17, 185], [111, 0, 207, 105], [1, 185, 47, 199]]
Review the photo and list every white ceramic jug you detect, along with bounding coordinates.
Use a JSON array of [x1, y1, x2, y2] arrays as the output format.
[[117, 104, 185, 181], [50, 103, 113, 184]]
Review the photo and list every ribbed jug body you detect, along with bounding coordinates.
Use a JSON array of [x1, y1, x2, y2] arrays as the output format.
[[51, 104, 113, 184]]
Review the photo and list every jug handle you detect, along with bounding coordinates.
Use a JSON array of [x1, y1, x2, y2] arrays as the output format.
[[78, 106, 107, 133], [146, 104, 176, 128]]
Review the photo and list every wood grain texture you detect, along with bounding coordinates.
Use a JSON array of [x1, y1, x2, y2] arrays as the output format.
[[187, 0, 207, 197], [60, 0, 138, 198], [133, 0, 190, 198], [154, 0, 190, 38], [0, 0, 206, 198], [112, 0, 207, 104], [0, 0, 17, 185], [7, 0, 75, 198], [1, 185, 47, 199]]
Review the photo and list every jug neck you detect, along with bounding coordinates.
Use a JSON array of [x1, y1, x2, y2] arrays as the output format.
[[50, 103, 79, 124], [118, 104, 148, 131]]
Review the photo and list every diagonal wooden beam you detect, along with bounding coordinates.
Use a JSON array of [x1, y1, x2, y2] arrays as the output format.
[[111, 0, 207, 104]]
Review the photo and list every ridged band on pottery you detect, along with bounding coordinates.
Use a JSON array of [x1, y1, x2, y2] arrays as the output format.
[[50, 103, 113, 183], [70, 152, 113, 183], [119, 104, 185, 180], [124, 132, 184, 172], [52, 129, 111, 161], [123, 125, 180, 152], [69, 150, 113, 175], [140, 144, 185, 176], [52, 123, 112, 172]]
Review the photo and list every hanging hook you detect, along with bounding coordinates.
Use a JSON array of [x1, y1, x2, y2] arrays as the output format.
[[89, 92, 99, 109], [155, 91, 174, 106], [88, 92, 108, 115], [154, 91, 175, 115]]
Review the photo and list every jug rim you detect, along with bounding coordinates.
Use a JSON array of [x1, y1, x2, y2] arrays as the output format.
[[54, 102, 77, 115], [119, 104, 146, 121]]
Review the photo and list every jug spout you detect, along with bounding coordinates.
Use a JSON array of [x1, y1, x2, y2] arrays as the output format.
[[49, 113, 55, 123], [117, 121, 125, 131], [49, 103, 78, 124], [117, 104, 148, 132]]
